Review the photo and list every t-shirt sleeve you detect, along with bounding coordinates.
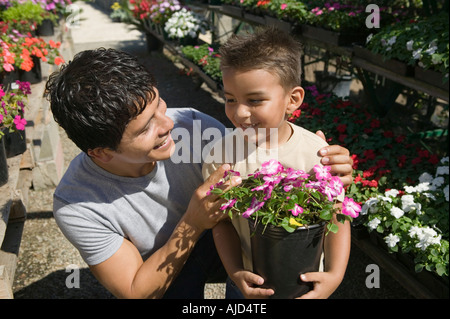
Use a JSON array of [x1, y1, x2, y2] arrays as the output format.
[[53, 196, 124, 266]]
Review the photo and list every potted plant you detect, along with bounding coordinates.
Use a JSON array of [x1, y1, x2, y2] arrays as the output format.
[[1, 32, 65, 83], [163, 8, 209, 45], [362, 12, 449, 84], [0, 80, 31, 159], [0, 0, 58, 35], [110, 2, 128, 22], [181, 44, 222, 88], [210, 159, 361, 298]]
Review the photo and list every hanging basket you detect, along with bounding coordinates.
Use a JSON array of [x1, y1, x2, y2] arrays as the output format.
[[249, 220, 325, 299]]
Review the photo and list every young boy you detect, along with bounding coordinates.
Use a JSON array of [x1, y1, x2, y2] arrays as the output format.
[[202, 27, 351, 299]]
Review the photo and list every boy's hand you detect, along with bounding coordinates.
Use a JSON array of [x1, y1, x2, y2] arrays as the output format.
[[316, 130, 353, 186], [296, 271, 343, 299], [231, 270, 275, 299]]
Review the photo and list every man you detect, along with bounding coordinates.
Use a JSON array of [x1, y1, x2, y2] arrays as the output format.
[[45, 48, 353, 299]]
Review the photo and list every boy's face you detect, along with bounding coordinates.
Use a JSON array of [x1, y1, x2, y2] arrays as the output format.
[[222, 68, 303, 147]]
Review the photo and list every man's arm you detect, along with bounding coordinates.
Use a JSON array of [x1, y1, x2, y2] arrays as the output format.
[[90, 164, 241, 299]]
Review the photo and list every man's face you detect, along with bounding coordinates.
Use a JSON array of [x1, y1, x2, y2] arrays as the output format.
[[114, 89, 176, 166]]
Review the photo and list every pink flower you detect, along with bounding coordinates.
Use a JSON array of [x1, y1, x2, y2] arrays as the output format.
[[313, 165, 331, 180], [220, 198, 236, 211], [242, 198, 265, 218], [280, 3, 287, 10], [14, 115, 27, 130], [3, 63, 14, 72], [289, 204, 303, 216], [259, 159, 284, 176], [342, 197, 361, 218]]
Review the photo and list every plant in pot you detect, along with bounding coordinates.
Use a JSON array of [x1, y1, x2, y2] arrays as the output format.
[[163, 8, 209, 45], [110, 2, 128, 22], [1, 32, 64, 83], [0, 80, 31, 161], [210, 159, 361, 298], [0, 0, 58, 35]]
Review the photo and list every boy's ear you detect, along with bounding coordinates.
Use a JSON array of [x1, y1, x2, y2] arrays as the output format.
[[87, 147, 114, 163], [287, 86, 305, 114]]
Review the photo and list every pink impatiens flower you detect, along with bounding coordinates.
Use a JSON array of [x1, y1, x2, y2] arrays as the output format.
[[14, 115, 27, 130], [259, 159, 284, 176], [242, 197, 265, 218], [342, 197, 361, 218], [289, 204, 303, 216], [280, 3, 287, 10], [220, 198, 236, 211], [314, 165, 331, 180]]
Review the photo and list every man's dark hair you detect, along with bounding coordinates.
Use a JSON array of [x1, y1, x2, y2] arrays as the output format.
[[45, 48, 157, 153]]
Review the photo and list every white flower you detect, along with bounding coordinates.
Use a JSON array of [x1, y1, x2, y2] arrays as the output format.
[[368, 217, 381, 230], [361, 197, 378, 215], [444, 185, 449, 202], [385, 189, 399, 197], [436, 166, 449, 176], [419, 172, 434, 183], [412, 48, 422, 60], [406, 40, 414, 51], [387, 36, 397, 45], [441, 157, 449, 164], [432, 176, 445, 188], [416, 182, 433, 193], [385, 233, 400, 248], [401, 194, 416, 212], [390, 206, 404, 219], [404, 185, 416, 193], [408, 226, 421, 238]]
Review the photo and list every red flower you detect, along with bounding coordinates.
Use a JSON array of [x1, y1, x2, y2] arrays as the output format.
[[337, 124, 347, 133]]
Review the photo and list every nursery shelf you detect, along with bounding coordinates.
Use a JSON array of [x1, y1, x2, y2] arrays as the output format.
[[352, 234, 449, 299]]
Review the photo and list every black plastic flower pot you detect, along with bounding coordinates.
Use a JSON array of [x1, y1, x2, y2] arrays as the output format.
[[3, 129, 26, 158], [249, 220, 325, 299], [36, 19, 55, 36], [19, 57, 42, 84], [0, 136, 8, 187]]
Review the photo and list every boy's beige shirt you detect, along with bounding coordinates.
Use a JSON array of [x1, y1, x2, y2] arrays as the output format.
[[202, 122, 340, 270]]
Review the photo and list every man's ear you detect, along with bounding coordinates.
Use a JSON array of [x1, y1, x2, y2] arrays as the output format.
[[287, 86, 305, 115], [87, 147, 114, 163]]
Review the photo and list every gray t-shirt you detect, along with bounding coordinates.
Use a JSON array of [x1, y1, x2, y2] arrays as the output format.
[[53, 108, 225, 266]]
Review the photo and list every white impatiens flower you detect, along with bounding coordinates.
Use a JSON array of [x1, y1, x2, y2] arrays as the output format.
[[432, 176, 445, 188], [419, 172, 434, 183], [436, 166, 449, 176], [385, 233, 400, 248], [444, 185, 449, 202], [385, 189, 399, 198], [361, 197, 379, 215], [406, 40, 414, 51], [390, 206, 404, 219], [404, 185, 416, 193], [401, 194, 416, 212], [408, 225, 421, 238], [367, 217, 381, 230]]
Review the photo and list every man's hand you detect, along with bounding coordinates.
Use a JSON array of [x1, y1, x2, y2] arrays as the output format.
[[184, 164, 242, 231], [316, 130, 353, 187]]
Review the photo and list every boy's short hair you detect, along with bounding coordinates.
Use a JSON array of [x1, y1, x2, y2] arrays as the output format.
[[45, 48, 157, 153], [219, 26, 303, 90]]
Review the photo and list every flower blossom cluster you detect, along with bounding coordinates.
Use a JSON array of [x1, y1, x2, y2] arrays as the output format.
[[361, 157, 449, 276], [211, 160, 361, 233], [164, 8, 208, 40]]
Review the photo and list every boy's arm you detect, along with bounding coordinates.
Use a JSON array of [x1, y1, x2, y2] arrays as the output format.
[[297, 203, 351, 299], [213, 220, 274, 298]]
